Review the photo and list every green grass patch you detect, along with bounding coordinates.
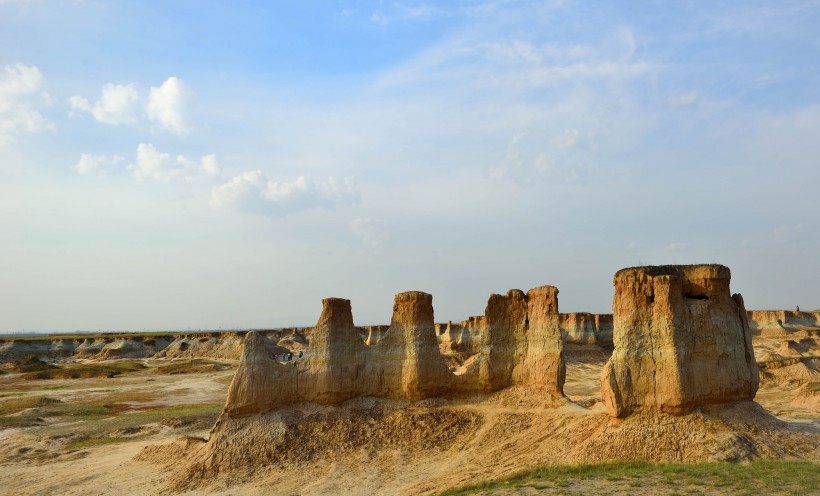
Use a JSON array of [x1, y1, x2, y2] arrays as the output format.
[[437, 460, 820, 495], [806, 382, 820, 392], [56, 403, 222, 450], [66, 435, 132, 451], [129, 402, 223, 418], [152, 359, 230, 375], [0, 395, 62, 415], [21, 361, 147, 380], [0, 416, 45, 428], [0, 397, 116, 428]]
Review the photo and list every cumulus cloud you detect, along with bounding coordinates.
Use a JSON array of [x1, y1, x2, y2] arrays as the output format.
[[0, 63, 53, 145], [70, 84, 140, 124], [129, 143, 219, 182], [73, 153, 123, 177], [146, 77, 190, 135], [210, 171, 359, 216], [349, 217, 389, 250], [68, 76, 190, 134], [68, 95, 90, 114], [86, 83, 140, 124]]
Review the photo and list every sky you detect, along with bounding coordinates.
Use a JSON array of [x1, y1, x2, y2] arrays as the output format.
[[2, 0, 819, 332]]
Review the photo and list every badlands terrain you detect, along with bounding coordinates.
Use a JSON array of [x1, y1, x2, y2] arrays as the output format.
[[0, 265, 818, 495]]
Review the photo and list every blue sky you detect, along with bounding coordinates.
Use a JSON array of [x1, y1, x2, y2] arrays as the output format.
[[2, 0, 819, 332]]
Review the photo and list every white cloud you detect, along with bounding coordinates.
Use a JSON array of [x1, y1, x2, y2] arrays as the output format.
[[69, 76, 190, 134], [368, 3, 450, 25], [492, 128, 594, 184], [349, 217, 389, 251], [210, 171, 359, 216], [68, 95, 91, 114], [370, 12, 389, 25], [70, 83, 140, 125], [668, 91, 698, 107], [553, 128, 580, 150], [90, 83, 139, 125], [73, 153, 123, 177], [146, 77, 190, 135], [533, 152, 553, 172], [0, 63, 53, 145], [481, 40, 544, 64], [129, 143, 218, 182]]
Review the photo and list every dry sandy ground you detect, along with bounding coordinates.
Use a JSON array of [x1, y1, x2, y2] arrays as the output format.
[[0, 338, 817, 496]]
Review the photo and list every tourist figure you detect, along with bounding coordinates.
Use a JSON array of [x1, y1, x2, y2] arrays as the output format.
[[298, 350, 303, 358], [273, 353, 278, 361], [797, 305, 800, 312]]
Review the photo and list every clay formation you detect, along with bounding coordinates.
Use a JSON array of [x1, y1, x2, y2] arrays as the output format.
[[223, 287, 566, 417], [601, 264, 760, 417]]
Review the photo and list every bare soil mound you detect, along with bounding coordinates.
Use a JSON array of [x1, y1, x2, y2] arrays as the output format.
[[777, 339, 818, 357], [3, 356, 58, 373], [760, 357, 820, 385], [791, 382, 820, 410], [134, 435, 207, 463], [140, 395, 818, 495]]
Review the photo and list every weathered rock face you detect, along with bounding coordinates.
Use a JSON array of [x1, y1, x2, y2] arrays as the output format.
[[361, 325, 389, 346], [97, 337, 173, 360], [747, 310, 820, 335], [559, 313, 597, 345], [155, 333, 244, 360], [302, 298, 367, 404], [470, 286, 565, 393], [379, 292, 453, 398], [522, 286, 564, 394], [593, 314, 614, 347], [223, 287, 566, 417], [480, 290, 529, 390], [223, 332, 295, 416], [224, 292, 457, 415], [557, 313, 613, 347], [458, 317, 484, 355], [601, 265, 759, 418]]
